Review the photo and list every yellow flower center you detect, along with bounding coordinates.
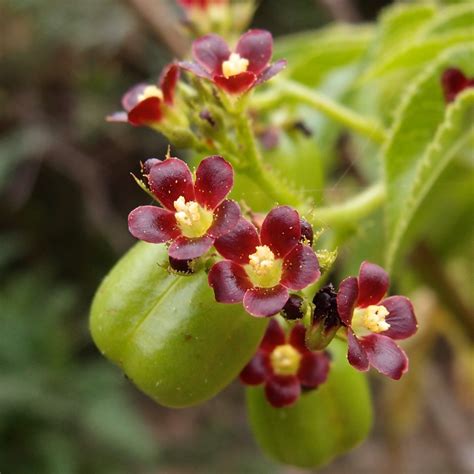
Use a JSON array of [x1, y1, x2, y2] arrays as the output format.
[[173, 196, 213, 238], [246, 245, 282, 288], [137, 85, 164, 102], [352, 304, 391, 334], [222, 53, 249, 78], [270, 344, 302, 376]]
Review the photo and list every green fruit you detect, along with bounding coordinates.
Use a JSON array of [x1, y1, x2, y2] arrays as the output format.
[[90, 242, 267, 408], [246, 339, 372, 468]]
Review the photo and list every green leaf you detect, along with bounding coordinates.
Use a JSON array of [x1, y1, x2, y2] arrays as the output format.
[[273, 24, 373, 89], [370, 3, 437, 59], [246, 340, 372, 469], [420, 3, 474, 37], [361, 30, 473, 81], [384, 45, 474, 270]]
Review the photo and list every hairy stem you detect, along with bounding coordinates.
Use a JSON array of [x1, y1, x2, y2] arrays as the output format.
[[253, 79, 387, 144]]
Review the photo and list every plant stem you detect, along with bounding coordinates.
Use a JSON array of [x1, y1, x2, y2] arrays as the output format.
[[253, 79, 387, 144], [309, 182, 385, 228], [234, 114, 304, 207]]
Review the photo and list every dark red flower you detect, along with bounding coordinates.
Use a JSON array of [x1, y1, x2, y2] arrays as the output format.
[[208, 207, 320, 317], [107, 63, 179, 126], [128, 155, 241, 260], [180, 30, 286, 94], [441, 68, 474, 103], [178, 0, 227, 10], [240, 319, 330, 408], [337, 262, 418, 380]]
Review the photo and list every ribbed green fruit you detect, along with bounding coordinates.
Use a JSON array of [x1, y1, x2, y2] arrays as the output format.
[[90, 241, 267, 408]]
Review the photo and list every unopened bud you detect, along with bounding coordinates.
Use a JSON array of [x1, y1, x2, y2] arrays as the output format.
[[300, 218, 314, 246], [169, 256, 194, 275], [281, 294, 306, 320], [306, 284, 341, 350]]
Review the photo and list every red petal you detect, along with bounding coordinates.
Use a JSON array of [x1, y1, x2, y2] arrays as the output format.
[[256, 59, 287, 85], [159, 63, 180, 105], [288, 323, 307, 353], [208, 260, 252, 303], [356, 261, 389, 308], [207, 200, 241, 239], [441, 68, 469, 103], [336, 276, 358, 325], [148, 157, 195, 210], [243, 285, 289, 318], [298, 352, 330, 389], [281, 243, 320, 290], [121, 83, 148, 111], [128, 97, 163, 126], [214, 218, 260, 264], [128, 206, 179, 243], [213, 72, 257, 94], [194, 155, 233, 210], [265, 375, 301, 408], [260, 319, 286, 352], [260, 206, 301, 258], [347, 329, 369, 372], [192, 34, 230, 75], [360, 334, 409, 380], [168, 235, 214, 260], [239, 351, 271, 385], [381, 296, 418, 340], [178, 60, 212, 79], [236, 29, 273, 75]]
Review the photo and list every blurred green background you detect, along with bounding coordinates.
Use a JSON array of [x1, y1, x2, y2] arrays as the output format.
[[1, 1, 473, 473]]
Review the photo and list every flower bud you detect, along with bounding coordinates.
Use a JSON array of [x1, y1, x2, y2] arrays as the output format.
[[169, 256, 194, 275], [306, 284, 341, 350], [300, 218, 314, 246], [281, 294, 306, 320]]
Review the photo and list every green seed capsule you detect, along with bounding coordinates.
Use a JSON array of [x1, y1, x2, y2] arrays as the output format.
[[90, 242, 267, 408], [246, 340, 373, 468]]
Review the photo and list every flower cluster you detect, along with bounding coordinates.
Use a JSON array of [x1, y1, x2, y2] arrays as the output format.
[[240, 319, 330, 407], [441, 68, 474, 103]]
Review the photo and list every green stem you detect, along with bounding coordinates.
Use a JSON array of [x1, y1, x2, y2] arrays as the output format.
[[253, 79, 387, 144], [234, 114, 304, 207], [309, 182, 386, 228]]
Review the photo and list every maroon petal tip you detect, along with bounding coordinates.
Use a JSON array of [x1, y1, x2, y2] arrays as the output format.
[[260, 206, 301, 258], [148, 157, 195, 210], [240, 351, 270, 385], [195, 155, 234, 210], [208, 260, 251, 304], [243, 285, 289, 318], [128, 206, 179, 243], [265, 375, 301, 408], [357, 261, 389, 308]]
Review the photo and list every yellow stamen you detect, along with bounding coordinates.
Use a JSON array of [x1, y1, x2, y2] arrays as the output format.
[[173, 196, 213, 238], [222, 53, 249, 78], [138, 85, 163, 102], [249, 245, 275, 276], [353, 304, 390, 334], [270, 344, 302, 376]]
